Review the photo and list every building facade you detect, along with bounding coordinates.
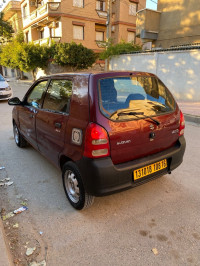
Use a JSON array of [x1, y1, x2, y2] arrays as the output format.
[[136, 0, 200, 49], [20, 0, 146, 52], [1, 0, 22, 78], [1, 0, 22, 36]]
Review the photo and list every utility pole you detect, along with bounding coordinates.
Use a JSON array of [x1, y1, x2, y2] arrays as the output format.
[[106, 0, 112, 42], [105, 0, 112, 71]]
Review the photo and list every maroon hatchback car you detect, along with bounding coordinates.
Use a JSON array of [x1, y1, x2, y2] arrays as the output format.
[[8, 72, 186, 210]]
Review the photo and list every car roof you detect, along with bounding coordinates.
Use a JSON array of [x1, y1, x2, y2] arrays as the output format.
[[38, 71, 157, 80]]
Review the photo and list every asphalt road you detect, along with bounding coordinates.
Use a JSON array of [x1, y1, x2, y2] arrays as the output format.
[[0, 81, 200, 266]]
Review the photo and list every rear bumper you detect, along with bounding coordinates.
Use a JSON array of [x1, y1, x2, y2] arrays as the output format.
[[76, 136, 186, 196]]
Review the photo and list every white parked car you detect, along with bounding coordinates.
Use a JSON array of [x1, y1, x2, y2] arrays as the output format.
[[0, 74, 13, 101]]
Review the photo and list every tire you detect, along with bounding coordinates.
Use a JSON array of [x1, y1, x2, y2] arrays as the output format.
[[62, 161, 94, 210], [13, 123, 27, 148]]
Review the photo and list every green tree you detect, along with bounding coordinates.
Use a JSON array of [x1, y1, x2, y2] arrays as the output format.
[[100, 40, 142, 60], [16, 43, 50, 80], [15, 31, 24, 44], [0, 39, 20, 69], [53, 42, 97, 70], [0, 37, 51, 80], [0, 12, 14, 44]]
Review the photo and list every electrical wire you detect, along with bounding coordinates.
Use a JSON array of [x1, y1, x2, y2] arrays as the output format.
[[149, 0, 157, 4]]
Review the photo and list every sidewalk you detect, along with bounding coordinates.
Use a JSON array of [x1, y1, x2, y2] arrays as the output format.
[[178, 101, 200, 124], [0, 218, 14, 266]]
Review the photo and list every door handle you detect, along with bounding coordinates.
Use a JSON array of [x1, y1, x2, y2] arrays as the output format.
[[55, 122, 62, 129]]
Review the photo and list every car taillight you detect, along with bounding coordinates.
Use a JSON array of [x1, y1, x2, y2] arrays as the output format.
[[84, 123, 110, 158], [179, 111, 185, 136]]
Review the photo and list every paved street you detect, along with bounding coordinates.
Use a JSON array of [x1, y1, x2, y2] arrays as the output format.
[[0, 81, 200, 266]]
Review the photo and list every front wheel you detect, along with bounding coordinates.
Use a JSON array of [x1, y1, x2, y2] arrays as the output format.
[[62, 161, 94, 210], [13, 123, 27, 148]]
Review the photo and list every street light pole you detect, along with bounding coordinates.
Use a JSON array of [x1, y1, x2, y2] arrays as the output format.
[[106, 0, 112, 42], [105, 0, 112, 71]]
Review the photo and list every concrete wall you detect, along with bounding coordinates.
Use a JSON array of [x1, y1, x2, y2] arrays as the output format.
[[156, 0, 200, 48], [109, 49, 200, 101]]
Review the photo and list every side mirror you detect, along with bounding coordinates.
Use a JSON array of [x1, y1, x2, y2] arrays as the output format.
[[8, 97, 22, 106], [6, 79, 10, 82]]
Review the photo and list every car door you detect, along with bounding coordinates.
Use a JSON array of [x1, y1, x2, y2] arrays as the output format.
[[36, 78, 73, 166], [18, 80, 49, 149]]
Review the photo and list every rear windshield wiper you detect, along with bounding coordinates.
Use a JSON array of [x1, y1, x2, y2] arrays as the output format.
[[117, 111, 160, 125]]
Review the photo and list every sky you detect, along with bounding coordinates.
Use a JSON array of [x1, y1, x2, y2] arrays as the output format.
[[146, 0, 158, 10]]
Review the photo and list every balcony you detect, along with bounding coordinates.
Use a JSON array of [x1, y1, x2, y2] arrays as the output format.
[[3, 1, 21, 21], [136, 9, 161, 42], [23, 2, 61, 28], [33, 37, 61, 46]]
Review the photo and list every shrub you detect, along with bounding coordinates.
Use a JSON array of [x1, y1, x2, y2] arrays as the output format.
[[100, 40, 142, 60], [53, 42, 97, 70]]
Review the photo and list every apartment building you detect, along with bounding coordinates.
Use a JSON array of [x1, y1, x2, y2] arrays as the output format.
[[21, 0, 146, 52], [0, 0, 22, 77], [136, 0, 200, 48], [1, 0, 22, 35]]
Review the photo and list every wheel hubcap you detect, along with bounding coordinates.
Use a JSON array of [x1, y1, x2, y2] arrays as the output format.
[[65, 170, 80, 203], [14, 125, 19, 144]]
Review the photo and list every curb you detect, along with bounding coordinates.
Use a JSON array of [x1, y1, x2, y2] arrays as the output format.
[[184, 113, 200, 124], [0, 218, 14, 266]]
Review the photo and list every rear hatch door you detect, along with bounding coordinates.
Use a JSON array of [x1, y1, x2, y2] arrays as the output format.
[[97, 74, 180, 164]]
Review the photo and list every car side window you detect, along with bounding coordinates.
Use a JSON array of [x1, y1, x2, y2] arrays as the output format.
[[26, 80, 48, 108], [43, 79, 73, 113]]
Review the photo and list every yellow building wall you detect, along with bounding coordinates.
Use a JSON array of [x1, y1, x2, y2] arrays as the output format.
[[20, 0, 146, 50], [112, 0, 146, 43]]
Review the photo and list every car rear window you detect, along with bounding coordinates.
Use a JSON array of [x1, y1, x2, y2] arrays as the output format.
[[98, 76, 175, 121]]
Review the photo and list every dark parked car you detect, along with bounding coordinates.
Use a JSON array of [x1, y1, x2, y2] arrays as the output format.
[[8, 72, 186, 210]]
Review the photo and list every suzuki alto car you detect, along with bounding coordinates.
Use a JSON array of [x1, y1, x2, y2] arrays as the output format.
[[8, 72, 186, 210], [0, 74, 13, 101]]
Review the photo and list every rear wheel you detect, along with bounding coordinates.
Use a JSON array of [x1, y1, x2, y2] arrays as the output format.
[[62, 161, 94, 210], [13, 123, 27, 148]]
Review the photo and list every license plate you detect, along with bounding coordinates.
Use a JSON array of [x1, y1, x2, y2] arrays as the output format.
[[134, 159, 167, 181]]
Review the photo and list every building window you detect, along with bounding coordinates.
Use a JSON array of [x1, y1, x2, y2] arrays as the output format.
[[129, 3, 137, 16], [23, 4, 28, 18], [25, 31, 29, 43], [73, 25, 84, 40], [96, 1, 105, 11], [96, 31, 104, 41], [127, 31, 135, 43], [40, 29, 44, 39], [73, 0, 84, 8]]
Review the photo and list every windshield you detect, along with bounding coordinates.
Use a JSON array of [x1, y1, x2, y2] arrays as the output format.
[[0, 75, 5, 82], [98, 76, 175, 121]]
